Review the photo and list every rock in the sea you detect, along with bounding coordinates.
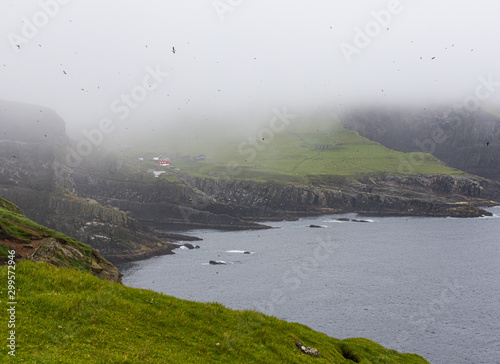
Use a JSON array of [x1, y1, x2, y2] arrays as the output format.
[[243, 251, 251, 254], [352, 219, 369, 223], [184, 243, 200, 249], [337, 218, 351, 222], [209, 260, 227, 265], [295, 342, 321, 358], [309, 224, 323, 228]]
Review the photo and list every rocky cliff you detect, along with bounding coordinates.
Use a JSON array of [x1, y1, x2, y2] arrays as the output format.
[[70, 169, 272, 230], [0, 100, 184, 263], [0, 197, 121, 283], [184, 174, 499, 219], [340, 105, 500, 181]]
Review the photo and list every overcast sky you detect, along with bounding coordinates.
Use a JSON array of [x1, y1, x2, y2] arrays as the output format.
[[2, 0, 500, 139]]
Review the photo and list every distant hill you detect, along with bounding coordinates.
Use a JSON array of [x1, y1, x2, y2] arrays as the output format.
[[340, 105, 500, 181], [126, 119, 461, 184], [0, 99, 67, 143]]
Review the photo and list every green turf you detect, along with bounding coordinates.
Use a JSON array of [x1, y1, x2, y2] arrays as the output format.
[[0, 260, 430, 363], [95, 119, 463, 185], [170, 122, 462, 182], [0, 242, 9, 257]]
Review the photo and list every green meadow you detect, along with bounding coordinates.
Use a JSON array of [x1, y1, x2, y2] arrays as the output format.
[[166, 122, 462, 183]]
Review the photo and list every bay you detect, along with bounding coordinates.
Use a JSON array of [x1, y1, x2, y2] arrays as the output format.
[[120, 206, 500, 364]]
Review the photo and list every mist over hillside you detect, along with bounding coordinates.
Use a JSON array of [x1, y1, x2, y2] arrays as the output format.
[[2, 1, 500, 142], [341, 105, 500, 181]]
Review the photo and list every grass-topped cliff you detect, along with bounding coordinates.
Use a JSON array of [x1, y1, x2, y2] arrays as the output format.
[[117, 118, 461, 185], [0, 260, 429, 363], [0, 197, 120, 282]]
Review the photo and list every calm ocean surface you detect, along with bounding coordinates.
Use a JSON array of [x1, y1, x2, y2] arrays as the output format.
[[120, 207, 500, 364]]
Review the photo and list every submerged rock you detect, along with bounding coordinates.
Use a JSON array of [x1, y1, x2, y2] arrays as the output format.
[[209, 260, 227, 265], [183, 243, 200, 250]]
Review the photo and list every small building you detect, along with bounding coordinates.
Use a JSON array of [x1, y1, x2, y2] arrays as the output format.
[[193, 154, 206, 161], [158, 158, 170, 166]]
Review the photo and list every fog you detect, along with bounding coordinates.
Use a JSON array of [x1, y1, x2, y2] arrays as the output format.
[[2, 0, 500, 143]]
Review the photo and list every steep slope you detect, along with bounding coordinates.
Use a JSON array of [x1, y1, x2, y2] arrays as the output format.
[[340, 105, 500, 181], [0, 260, 430, 363], [0, 197, 120, 282]]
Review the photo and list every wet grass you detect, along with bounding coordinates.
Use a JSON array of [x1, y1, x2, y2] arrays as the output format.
[[0, 260, 430, 363]]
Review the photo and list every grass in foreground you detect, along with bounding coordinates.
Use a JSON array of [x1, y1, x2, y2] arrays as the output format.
[[0, 261, 429, 363]]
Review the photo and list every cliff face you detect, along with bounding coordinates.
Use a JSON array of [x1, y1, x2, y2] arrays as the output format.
[[0, 197, 121, 283], [184, 174, 500, 218], [340, 106, 500, 181], [0, 100, 179, 263], [70, 170, 273, 230]]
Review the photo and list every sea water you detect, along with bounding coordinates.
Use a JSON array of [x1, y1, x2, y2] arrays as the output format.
[[120, 207, 500, 364]]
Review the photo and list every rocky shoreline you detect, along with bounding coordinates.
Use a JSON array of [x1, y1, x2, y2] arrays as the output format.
[[1, 99, 500, 263]]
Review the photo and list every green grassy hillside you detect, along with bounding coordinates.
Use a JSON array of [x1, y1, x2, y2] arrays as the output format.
[[0, 261, 429, 363], [0, 198, 119, 282], [119, 120, 462, 184], [0, 198, 89, 250]]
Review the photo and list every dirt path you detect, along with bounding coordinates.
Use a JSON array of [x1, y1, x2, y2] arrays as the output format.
[[1, 238, 46, 262]]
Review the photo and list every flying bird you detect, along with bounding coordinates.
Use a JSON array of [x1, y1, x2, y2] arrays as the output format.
[[172, 47, 176, 54]]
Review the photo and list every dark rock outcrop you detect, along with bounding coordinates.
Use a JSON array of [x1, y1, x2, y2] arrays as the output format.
[[184, 174, 500, 219], [31, 238, 121, 283], [69, 169, 272, 231], [209, 260, 227, 265]]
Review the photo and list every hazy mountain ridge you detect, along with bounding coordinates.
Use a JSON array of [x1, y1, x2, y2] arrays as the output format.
[[340, 105, 500, 181]]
